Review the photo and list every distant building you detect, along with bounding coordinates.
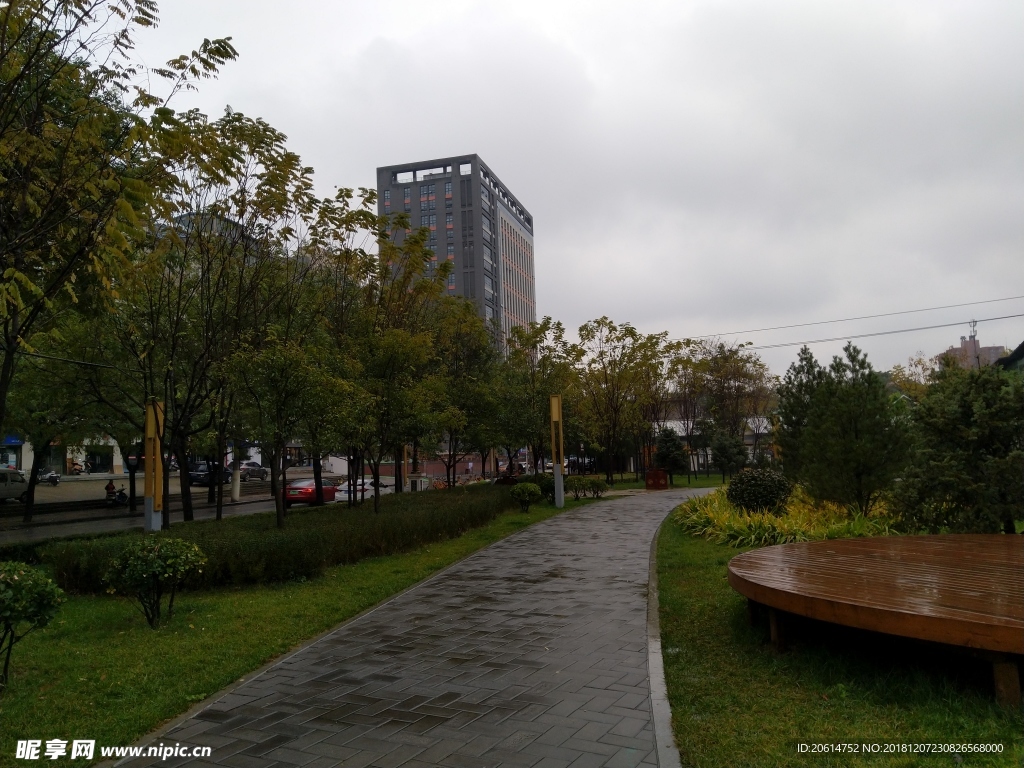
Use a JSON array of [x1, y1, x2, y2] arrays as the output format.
[[934, 328, 1008, 369], [376, 154, 536, 341]]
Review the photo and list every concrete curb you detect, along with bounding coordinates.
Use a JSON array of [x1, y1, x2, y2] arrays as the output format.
[[648, 506, 684, 768]]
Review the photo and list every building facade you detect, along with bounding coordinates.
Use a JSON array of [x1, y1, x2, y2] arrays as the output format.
[[376, 154, 536, 340]]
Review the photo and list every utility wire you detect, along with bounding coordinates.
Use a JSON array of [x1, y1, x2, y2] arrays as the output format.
[[742, 312, 1024, 351], [677, 294, 1024, 340]]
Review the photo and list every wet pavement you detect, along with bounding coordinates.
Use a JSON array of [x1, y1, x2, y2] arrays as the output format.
[[122, 489, 709, 768]]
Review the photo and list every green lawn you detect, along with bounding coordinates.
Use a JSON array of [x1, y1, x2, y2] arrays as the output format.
[[0, 497, 587, 767], [657, 522, 1023, 767], [599, 473, 725, 491]]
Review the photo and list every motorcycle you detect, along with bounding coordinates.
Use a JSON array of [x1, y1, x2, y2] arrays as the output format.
[[105, 486, 129, 508], [36, 469, 60, 486]]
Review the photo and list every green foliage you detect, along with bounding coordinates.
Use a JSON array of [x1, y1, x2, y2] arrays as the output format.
[[655, 427, 687, 480], [0, 561, 65, 692], [510, 482, 542, 512], [672, 488, 898, 548], [586, 478, 608, 498], [726, 468, 792, 513], [565, 475, 587, 500], [42, 485, 516, 593], [895, 365, 1024, 533], [105, 539, 207, 628], [534, 473, 556, 501], [710, 432, 747, 477], [777, 344, 912, 515]]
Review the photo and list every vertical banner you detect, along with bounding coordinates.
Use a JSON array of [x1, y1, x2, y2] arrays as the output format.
[[550, 394, 564, 508], [144, 400, 164, 532]]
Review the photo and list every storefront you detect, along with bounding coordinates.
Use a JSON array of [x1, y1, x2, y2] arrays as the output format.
[[1, 436, 23, 469]]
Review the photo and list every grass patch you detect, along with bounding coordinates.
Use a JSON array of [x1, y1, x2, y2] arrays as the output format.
[[600, 474, 725, 491], [657, 523, 1023, 767], [0, 496, 590, 767]]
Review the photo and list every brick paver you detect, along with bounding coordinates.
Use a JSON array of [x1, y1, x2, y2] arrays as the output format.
[[123, 489, 706, 768]]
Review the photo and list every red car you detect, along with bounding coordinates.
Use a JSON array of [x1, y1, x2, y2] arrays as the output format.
[[284, 478, 337, 507]]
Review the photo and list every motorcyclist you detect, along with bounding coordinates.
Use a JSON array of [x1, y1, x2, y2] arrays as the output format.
[[105, 479, 116, 500]]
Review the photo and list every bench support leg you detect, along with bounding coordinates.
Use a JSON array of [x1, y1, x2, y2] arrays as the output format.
[[992, 659, 1021, 708], [768, 608, 786, 652]]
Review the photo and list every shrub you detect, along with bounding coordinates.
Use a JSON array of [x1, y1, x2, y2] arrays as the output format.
[[510, 482, 542, 512], [726, 468, 792, 513], [565, 475, 588, 500], [40, 485, 517, 593], [105, 539, 206, 628], [672, 487, 898, 548], [586, 478, 608, 498], [534, 473, 555, 502], [0, 561, 65, 692]]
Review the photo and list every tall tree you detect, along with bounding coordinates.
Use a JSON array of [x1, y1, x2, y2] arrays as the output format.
[[0, 0, 235, 431], [896, 364, 1024, 534]]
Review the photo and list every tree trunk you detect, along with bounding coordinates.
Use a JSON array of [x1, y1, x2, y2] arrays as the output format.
[[394, 444, 403, 492], [161, 451, 172, 530], [127, 464, 138, 512], [23, 450, 47, 523], [215, 435, 225, 520], [369, 458, 382, 513], [176, 439, 194, 522], [313, 454, 324, 505], [271, 443, 285, 528], [207, 454, 216, 504]]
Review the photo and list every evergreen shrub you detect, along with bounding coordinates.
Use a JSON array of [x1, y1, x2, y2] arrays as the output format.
[[105, 539, 206, 628], [726, 468, 792, 513], [510, 482, 541, 512], [0, 561, 65, 691], [41, 484, 516, 593]]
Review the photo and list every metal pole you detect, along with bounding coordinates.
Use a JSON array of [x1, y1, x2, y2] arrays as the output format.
[[551, 394, 564, 508]]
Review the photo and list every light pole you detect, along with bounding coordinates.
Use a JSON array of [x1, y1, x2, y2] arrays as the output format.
[[550, 394, 564, 508]]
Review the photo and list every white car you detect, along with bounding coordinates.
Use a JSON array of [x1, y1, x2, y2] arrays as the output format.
[[0, 468, 28, 502]]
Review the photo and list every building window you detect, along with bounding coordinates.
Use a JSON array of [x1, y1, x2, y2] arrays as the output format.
[[420, 184, 428, 195], [447, 274, 455, 289], [483, 244, 494, 269], [421, 201, 428, 211], [384, 190, 391, 201], [447, 230, 454, 240], [447, 244, 455, 256], [403, 187, 411, 200], [444, 181, 452, 195], [429, 199, 436, 210], [446, 214, 454, 226], [420, 216, 430, 227], [429, 215, 437, 226], [429, 184, 435, 194], [404, 203, 411, 212]]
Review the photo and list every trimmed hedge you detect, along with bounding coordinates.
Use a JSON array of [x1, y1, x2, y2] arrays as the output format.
[[39, 484, 516, 594], [725, 468, 792, 513]]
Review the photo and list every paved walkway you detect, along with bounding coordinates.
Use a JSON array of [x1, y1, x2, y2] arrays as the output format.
[[124, 489, 707, 768]]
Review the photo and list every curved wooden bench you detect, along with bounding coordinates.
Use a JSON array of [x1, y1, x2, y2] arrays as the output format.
[[728, 535, 1024, 706]]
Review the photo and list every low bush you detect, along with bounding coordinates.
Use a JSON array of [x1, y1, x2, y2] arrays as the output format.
[[0, 561, 64, 692], [510, 482, 542, 512], [534, 473, 555, 502], [726, 468, 792, 513], [586, 478, 608, 498], [672, 487, 898, 548], [105, 540, 206, 628], [565, 475, 587, 500], [40, 484, 516, 593]]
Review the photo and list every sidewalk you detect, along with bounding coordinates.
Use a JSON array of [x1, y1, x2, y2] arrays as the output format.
[[120, 488, 711, 768]]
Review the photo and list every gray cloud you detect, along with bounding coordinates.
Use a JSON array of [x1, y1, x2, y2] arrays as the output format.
[[135, 0, 1024, 372]]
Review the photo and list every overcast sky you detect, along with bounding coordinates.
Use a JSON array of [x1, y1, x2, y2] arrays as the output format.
[[134, 1, 1024, 374]]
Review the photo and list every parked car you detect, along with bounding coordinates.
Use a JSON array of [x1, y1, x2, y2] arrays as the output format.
[[339, 479, 371, 496], [0, 468, 28, 502], [284, 478, 337, 507], [228, 460, 268, 481], [188, 462, 232, 486]]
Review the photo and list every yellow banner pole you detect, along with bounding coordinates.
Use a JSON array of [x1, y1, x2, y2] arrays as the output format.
[[550, 394, 564, 508]]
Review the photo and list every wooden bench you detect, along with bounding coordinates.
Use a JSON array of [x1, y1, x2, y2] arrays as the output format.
[[727, 535, 1024, 706]]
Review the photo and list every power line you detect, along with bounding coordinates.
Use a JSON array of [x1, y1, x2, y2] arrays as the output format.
[[742, 312, 1024, 351], [676, 294, 1024, 341]]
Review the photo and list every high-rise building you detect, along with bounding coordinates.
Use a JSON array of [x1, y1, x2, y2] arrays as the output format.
[[376, 154, 536, 340]]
